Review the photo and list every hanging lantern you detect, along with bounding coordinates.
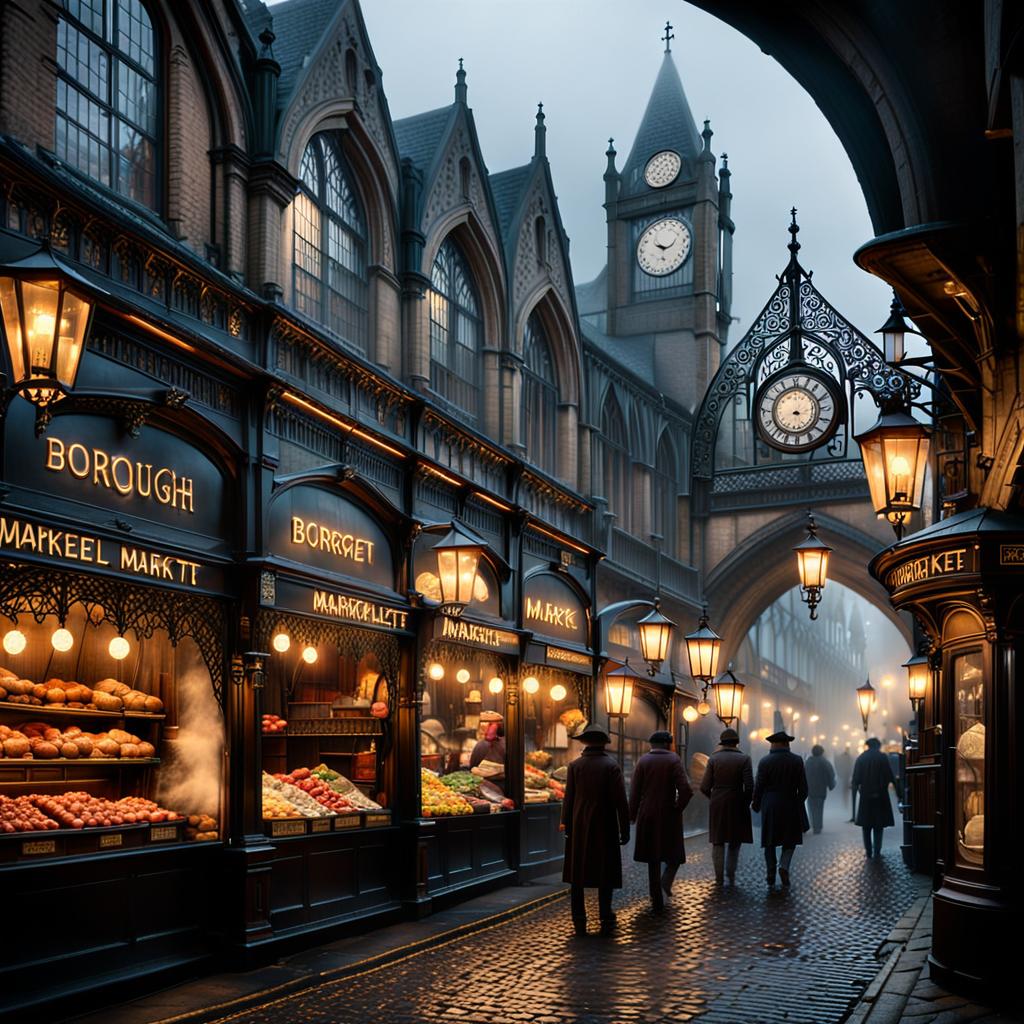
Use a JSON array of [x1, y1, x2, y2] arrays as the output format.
[[697, 700, 711, 717], [604, 661, 640, 717], [904, 651, 930, 712], [855, 408, 930, 540], [876, 293, 912, 365], [794, 512, 832, 620], [682, 704, 699, 723], [432, 522, 485, 617], [856, 678, 875, 733], [710, 666, 745, 727], [0, 242, 99, 408], [637, 600, 675, 675], [685, 607, 722, 683]]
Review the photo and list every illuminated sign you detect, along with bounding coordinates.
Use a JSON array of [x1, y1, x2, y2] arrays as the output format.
[[999, 545, 1024, 566], [886, 548, 968, 591], [438, 616, 519, 652], [311, 588, 408, 630], [291, 515, 374, 564], [546, 645, 591, 669], [526, 598, 578, 632], [522, 572, 588, 645], [46, 438, 194, 512]]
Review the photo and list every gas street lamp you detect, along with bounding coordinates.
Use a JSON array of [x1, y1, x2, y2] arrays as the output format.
[[604, 660, 639, 718], [710, 666, 745, 728], [794, 512, 832, 620], [432, 521, 485, 617], [0, 241, 99, 409], [855, 407, 930, 541], [685, 607, 722, 685], [636, 599, 675, 675], [904, 650, 930, 712], [856, 678, 875, 733]]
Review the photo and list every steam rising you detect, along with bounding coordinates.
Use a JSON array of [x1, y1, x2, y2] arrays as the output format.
[[155, 642, 223, 817]]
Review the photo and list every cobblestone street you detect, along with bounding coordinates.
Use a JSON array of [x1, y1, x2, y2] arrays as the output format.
[[196, 803, 920, 1024]]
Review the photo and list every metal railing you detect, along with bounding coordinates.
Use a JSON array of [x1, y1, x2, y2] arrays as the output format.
[[607, 527, 701, 602]]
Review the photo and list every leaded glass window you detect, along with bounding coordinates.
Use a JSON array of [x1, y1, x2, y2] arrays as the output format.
[[522, 312, 558, 475], [600, 393, 630, 530], [429, 240, 481, 421], [56, 0, 158, 210], [292, 133, 368, 354], [652, 433, 677, 555]]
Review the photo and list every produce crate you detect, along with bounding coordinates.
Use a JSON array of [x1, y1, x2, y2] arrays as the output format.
[[287, 702, 331, 720], [284, 717, 382, 737], [0, 817, 185, 863], [362, 809, 392, 828], [352, 750, 377, 781]]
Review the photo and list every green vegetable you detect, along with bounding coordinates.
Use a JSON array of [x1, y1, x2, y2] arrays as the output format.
[[440, 771, 479, 794], [312, 763, 340, 781]]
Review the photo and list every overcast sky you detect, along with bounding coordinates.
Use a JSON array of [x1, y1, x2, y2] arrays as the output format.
[[351, 0, 893, 342]]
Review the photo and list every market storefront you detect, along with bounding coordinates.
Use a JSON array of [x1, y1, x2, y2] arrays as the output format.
[[870, 509, 1024, 994], [519, 567, 593, 877], [0, 397, 236, 1010], [242, 474, 413, 947]]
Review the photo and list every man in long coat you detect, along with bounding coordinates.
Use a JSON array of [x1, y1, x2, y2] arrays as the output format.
[[804, 744, 837, 834], [751, 730, 809, 890], [700, 727, 753, 885], [629, 730, 693, 910], [561, 725, 630, 934], [852, 737, 897, 858]]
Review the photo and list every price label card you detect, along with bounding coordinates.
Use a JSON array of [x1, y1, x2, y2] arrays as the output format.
[[271, 819, 305, 837], [310, 818, 331, 833], [21, 840, 56, 856], [150, 825, 178, 842], [363, 812, 390, 828], [100, 833, 123, 849], [333, 813, 362, 830]]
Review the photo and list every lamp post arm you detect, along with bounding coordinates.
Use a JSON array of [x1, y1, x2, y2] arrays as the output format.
[[594, 598, 658, 660]]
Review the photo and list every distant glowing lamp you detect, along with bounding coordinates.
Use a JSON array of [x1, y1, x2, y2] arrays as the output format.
[[794, 512, 832, 620], [522, 675, 539, 695], [456, 668, 471, 685], [550, 683, 567, 702], [904, 651, 930, 712], [428, 662, 445, 681], [272, 632, 291, 653], [301, 645, 318, 665], [682, 705, 699, 724], [108, 635, 130, 660], [487, 676, 504, 695], [685, 607, 722, 683], [2, 629, 26, 655], [710, 666, 745, 727], [637, 600, 675, 675], [697, 700, 711, 717], [856, 678, 876, 733], [51, 628, 74, 652]]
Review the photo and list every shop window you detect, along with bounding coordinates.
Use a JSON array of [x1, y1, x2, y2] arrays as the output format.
[[419, 652, 515, 814], [952, 649, 984, 866], [523, 670, 583, 801], [522, 312, 558, 475], [0, 604, 224, 845], [429, 239, 482, 423], [55, 0, 159, 211], [261, 632, 391, 826], [292, 132, 369, 355]]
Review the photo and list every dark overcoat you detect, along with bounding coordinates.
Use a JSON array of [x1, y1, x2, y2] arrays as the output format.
[[804, 753, 837, 799], [852, 748, 896, 828], [751, 748, 809, 848], [561, 747, 630, 887], [700, 746, 754, 845], [628, 748, 693, 863]]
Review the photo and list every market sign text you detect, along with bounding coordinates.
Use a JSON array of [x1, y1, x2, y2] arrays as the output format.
[[312, 588, 408, 630], [525, 598, 578, 632], [546, 645, 591, 669], [291, 515, 374, 565], [886, 548, 967, 591], [439, 616, 518, 651]]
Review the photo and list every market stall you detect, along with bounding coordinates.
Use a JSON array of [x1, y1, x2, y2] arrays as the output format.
[[250, 475, 412, 943], [0, 401, 233, 1010]]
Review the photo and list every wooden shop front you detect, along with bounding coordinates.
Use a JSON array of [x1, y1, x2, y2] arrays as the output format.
[[0, 395, 236, 1014]]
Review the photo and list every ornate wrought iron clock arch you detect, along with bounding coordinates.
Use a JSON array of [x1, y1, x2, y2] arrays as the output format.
[[691, 211, 919, 481]]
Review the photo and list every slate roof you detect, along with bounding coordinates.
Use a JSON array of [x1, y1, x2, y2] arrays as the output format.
[[265, 0, 343, 104], [575, 269, 606, 316], [489, 164, 532, 236], [393, 106, 455, 172], [620, 52, 702, 194], [580, 318, 657, 382]]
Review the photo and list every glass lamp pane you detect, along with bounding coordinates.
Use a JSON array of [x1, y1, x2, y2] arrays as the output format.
[[20, 280, 60, 373], [457, 550, 479, 605], [0, 277, 25, 383], [436, 549, 458, 605], [55, 289, 90, 387]]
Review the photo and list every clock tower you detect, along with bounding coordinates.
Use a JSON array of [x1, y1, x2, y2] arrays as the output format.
[[576, 25, 734, 411]]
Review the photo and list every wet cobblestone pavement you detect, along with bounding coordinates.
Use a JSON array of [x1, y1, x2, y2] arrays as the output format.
[[206, 805, 921, 1024]]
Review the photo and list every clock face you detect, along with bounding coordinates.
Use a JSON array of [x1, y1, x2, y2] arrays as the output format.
[[754, 369, 843, 452], [636, 217, 692, 276], [644, 150, 681, 188]]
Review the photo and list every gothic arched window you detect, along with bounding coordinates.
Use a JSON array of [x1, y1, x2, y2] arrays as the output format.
[[522, 312, 558, 475], [55, 0, 159, 210], [600, 392, 630, 530], [652, 433, 677, 556], [429, 239, 481, 421], [293, 133, 369, 354]]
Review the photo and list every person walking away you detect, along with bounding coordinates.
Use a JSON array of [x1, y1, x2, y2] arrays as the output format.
[[804, 744, 836, 834], [561, 725, 630, 935], [751, 730, 809, 890], [700, 727, 754, 885], [852, 737, 897, 858], [629, 730, 693, 910], [837, 746, 854, 818]]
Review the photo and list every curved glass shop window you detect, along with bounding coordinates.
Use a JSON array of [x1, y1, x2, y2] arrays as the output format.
[[522, 670, 583, 803], [419, 652, 515, 814], [953, 649, 984, 866]]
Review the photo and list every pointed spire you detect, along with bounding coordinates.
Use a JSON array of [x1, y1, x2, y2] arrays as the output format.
[[788, 207, 801, 258], [701, 118, 713, 150], [662, 20, 674, 53], [534, 102, 546, 160], [604, 138, 618, 178], [455, 57, 467, 104]]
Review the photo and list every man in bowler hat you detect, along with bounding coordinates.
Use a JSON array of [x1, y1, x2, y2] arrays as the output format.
[[629, 730, 693, 910], [700, 727, 754, 885], [852, 737, 897, 858], [561, 724, 630, 935], [751, 730, 809, 890]]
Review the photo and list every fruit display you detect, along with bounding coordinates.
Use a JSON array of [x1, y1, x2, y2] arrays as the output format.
[[262, 771, 332, 817], [421, 769, 473, 817], [0, 722, 155, 760], [310, 764, 382, 809], [271, 768, 361, 814], [524, 763, 565, 802], [261, 787, 301, 819], [525, 750, 553, 769], [0, 792, 179, 832], [262, 714, 288, 734], [0, 669, 162, 714], [184, 814, 220, 841]]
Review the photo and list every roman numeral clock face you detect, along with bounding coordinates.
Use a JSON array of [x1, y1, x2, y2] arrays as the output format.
[[754, 369, 843, 453]]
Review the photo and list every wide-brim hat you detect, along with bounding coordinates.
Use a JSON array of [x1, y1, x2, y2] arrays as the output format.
[[575, 724, 612, 745], [719, 728, 740, 745], [479, 710, 503, 723], [649, 730, 672, 744], [765, 730, 795, 743]]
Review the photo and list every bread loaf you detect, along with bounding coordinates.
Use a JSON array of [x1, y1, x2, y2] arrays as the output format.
[[94, 679, 130, 697], [91, 691, 123, 712], [136, 741, 155, 758]]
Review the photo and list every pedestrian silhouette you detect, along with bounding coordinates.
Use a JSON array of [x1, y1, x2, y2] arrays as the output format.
[[700, 727, 753, 885], [837, 745, 854, 819], [629, 730, 692, 910], [804, 744, 836, 834], [751, 730, 809, 890], [561, 724, 630, 935], [852, 737, 897, 858]]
